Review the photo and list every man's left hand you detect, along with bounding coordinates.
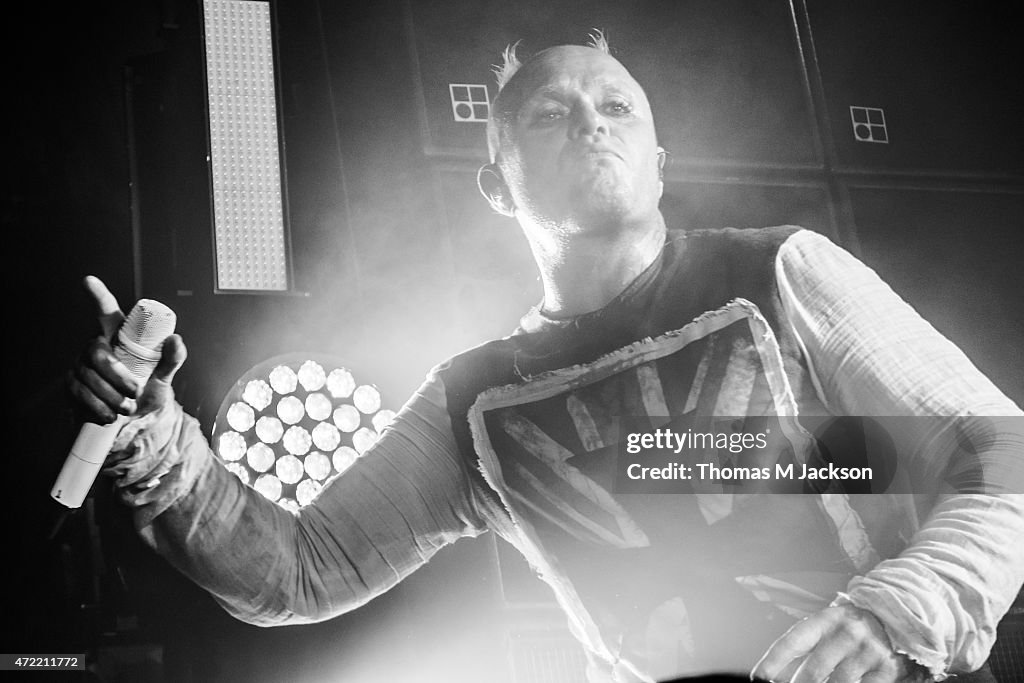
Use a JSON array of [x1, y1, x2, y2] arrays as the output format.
[[752, 604, 922, 683]]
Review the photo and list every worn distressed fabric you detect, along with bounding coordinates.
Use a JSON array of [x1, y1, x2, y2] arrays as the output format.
[[106, 227, 1024, 681]]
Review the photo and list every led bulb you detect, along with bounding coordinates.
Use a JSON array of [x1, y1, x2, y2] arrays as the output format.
[[333, 446, 358, 473], [277, 395, 305, 425], [225, 462, 250, 485], [326, 368, 355, 398], [297, 360, 326, 391], [218, 432, 247, 461], [246, 442, 275, 473], [255, 416, 284, 444], [296, 479, 322, 507], [275, 454, 304, 484], [283, 425, 311, 456], [242, 379, 273, 411], [227, 401, 255, 432], [352, 427, 378, 454], [312, 422, 340, 451], [353, 385, 381, 414], [333, 404, 360, 432], [304, 451, 332, 481], [268, 365, 297, 394], [254, 474, 282, 501], [371, 409, 397, 433], [305, 392, 332, 422]]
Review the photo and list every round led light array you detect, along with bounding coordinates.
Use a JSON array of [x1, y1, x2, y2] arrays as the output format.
[[213, 355, 397, 512]]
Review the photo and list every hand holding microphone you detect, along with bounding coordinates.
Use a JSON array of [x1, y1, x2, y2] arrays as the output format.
[[57, 277, 187, 508]]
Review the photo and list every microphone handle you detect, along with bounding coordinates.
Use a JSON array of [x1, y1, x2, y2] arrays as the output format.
[[51, 416, 128, 508]]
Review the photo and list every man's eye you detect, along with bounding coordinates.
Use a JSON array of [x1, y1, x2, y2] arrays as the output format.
[[606, 100, 634, 116], [535, 109, 565, 123]]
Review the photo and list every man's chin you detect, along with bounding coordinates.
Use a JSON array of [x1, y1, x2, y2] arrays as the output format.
[[567, 185, 635, 227]]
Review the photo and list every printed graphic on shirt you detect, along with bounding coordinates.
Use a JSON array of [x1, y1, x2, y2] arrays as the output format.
[[473, 302, 816, 545], [467, 301, 876, 679]]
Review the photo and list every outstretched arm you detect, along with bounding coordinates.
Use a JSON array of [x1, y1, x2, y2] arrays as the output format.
[[108, 372, 487, 626], [69, 277, 489, 626]]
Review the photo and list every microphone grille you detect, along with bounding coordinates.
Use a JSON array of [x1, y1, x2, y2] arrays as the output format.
[[115, 299, 177, 382], [123, 299, 177, 347]]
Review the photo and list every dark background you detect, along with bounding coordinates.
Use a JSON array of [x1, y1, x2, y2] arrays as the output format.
[[4, 1, 1023, 681]]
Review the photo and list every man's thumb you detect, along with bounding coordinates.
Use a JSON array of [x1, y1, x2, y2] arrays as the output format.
[[152, 334, 187, 384]]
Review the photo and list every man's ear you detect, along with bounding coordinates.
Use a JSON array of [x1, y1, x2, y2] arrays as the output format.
[[656, 147, 668, 198], [477, 163, 515, 217]]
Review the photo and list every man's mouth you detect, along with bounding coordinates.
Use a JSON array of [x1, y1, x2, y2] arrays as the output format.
[[578, 145, 621, 158], [573, 147, 623, 165]]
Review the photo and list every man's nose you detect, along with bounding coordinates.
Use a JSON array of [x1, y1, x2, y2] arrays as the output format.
[[570, 104, 608, 139]]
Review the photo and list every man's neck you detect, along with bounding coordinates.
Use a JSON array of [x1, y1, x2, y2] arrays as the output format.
[[525, 212, 668, 319]]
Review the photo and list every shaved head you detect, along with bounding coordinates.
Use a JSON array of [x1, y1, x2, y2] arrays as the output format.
[[476, 38, 669, 318], [487, 43, 645, 163], [480, 44, 663, 234]]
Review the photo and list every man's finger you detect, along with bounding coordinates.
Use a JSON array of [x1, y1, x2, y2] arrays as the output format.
[[827, 658, 870, 683], [789, 636, 854, 683], [86, 336, 142, 397], [860, 672, 899, 683], [76, 365, 134, 415], [151, 334, 187, 384], [68, 371, 117, 424], [133, 335, 186, 416], [752, 617, 822, 682], [84, 275, 125, 339]]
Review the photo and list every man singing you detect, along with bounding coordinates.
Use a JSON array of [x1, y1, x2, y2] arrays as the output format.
[[70, 34, 1024, 682]]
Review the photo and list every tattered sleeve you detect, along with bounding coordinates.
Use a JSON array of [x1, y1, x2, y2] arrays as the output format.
[[103, 368, 489, 625], [774, 229, 1024, 678]]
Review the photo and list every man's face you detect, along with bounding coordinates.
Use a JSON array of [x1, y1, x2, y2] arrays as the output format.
[[493, 46, 662, 232]]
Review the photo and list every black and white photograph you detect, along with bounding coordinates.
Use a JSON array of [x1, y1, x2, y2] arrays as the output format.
[[6, 1, 1024, 681]]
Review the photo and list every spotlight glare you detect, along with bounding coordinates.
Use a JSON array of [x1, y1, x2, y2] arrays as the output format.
[[304, 451, 332, 481], [246, 442, 275, 473], [371, 409, 397, 433], [326, 368, 355, 398], [218, 431, 247, 461], [226, 401, 256, 432], [352, 427, 378, 454], [283, 425, 312, 456], [254, 473, 282, 501], [225, 462, 250, 485], [305, 392, 332, 422], [296, 479, 323, 507], [255, 415, 284, 444], [311, 422, 341, 451], [216, 355, 396, 511], [353, 385, 381, 414], [275, 454, 304, 484], [268, 365, 298, 394], [332, 446, 358, 473], [333, 404, 361, 432], [277, 395, 305, 425], [242, 379, 273, 411], [297, 360, 326, 391]]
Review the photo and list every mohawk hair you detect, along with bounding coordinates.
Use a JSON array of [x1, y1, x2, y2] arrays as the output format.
[[486, 30, 614, 162], [586, 28, 610, 55], [491, 40, 523, 91], [491, 29, 611, 92]]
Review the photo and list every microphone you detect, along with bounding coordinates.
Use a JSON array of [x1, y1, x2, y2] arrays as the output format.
[[51, 299, 177, 508]]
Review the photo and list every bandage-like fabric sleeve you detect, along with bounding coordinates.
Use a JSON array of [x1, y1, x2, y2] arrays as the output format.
[[106, 368, 488, 625], [775, 229, 1024, 678]]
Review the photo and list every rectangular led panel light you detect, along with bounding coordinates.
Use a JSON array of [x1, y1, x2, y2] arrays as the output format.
[[203, 0, 288, 291]]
